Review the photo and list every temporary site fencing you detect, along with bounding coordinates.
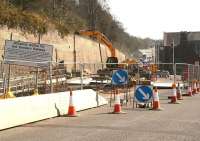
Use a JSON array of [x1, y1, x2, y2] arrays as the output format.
[[1, 60, 200, 101]]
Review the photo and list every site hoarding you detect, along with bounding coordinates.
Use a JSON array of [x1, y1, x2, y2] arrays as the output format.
[[4, 40, 53, 68]]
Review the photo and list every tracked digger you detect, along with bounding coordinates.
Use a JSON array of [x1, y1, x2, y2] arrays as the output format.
[[75, 30, 140, 81], [75, 30, 119, 69]]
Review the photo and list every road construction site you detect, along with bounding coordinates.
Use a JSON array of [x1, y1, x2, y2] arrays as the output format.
[[1, 29, 200, 141]]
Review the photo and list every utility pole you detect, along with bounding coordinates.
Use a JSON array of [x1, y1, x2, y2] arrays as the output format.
[[172, 40, 176, 83]]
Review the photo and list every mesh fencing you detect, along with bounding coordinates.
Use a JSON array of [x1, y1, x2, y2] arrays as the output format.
[[1, 60, 200, 98]]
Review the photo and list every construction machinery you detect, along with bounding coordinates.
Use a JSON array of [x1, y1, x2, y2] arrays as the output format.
[[75, 30, 118, 69], [75, 30, 138, 85]]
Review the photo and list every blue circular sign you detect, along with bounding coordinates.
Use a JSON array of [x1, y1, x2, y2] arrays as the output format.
[[112, 69, 128, 85], [135, 86, 153, 103]]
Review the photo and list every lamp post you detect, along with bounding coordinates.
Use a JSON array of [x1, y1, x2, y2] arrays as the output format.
[[172, 40, 176, 84]]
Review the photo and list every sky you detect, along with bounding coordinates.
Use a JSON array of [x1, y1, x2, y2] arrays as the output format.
[[108, 0, 200, 39]]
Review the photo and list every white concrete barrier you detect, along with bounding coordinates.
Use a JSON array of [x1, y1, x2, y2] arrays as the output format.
[[0, 89, 108, 130]]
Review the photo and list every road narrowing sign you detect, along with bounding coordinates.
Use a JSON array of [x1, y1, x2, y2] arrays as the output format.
[[112, 69, 128, 85], [135, 85, 153, 103]]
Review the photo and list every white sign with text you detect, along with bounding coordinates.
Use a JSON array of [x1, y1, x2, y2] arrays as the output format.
[[4, 40, 53, 68]]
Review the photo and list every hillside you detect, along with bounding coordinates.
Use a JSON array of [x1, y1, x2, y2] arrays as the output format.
[[0, 27, 126, 65], [0, 0, 155, 58]]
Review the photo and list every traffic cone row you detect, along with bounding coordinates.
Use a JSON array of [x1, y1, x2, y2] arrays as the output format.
[[65, 81, 198, 118]]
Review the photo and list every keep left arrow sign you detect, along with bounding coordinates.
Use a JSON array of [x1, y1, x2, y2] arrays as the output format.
[[116, 72, 125, 82], [138, 88, 150, 100]]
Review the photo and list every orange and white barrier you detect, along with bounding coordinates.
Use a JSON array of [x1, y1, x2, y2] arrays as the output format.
[[67, 89, 77, 117], [177, 83, 183, 100], [152, 87, 162, 110]]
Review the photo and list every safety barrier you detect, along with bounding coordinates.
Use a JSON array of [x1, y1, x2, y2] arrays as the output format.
[[0, 89, 108, 130]]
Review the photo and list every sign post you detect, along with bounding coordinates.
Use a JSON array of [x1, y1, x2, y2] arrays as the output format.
[[111, 69, 128, 106]]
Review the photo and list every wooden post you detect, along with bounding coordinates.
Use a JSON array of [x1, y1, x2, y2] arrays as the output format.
[[35, 67, 39, 91], [7, 64, 11, 92], [80, 63, 83, 90], [98, 42, 103, 69], [49, 62, 53, 93]]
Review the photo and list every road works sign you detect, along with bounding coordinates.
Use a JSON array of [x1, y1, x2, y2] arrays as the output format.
[[112, 69, 128, 85], [4, 40, 53, 68], [135, 85, 153, 103]]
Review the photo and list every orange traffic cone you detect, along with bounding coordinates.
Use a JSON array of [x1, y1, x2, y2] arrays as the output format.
[[188, 85, 193, 96], [151, 87, 162, 110], [169, 83, 180, 104], [177, 83, 183, 100], [112, 89, 125, 114], [67, 89, 77, 117], [192, 80, 197, 94], [197, 81, 200, 93]]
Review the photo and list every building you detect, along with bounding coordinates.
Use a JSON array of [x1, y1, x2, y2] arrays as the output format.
[[160, 31, 200, 65]]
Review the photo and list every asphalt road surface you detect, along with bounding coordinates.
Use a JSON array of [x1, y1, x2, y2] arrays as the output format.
[[1, 89, 200, 141]]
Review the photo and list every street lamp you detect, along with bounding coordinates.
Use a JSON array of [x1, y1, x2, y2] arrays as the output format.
[[172, 40, 176, 84]]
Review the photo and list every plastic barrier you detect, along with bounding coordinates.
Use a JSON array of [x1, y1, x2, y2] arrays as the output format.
[[0, 89, 108, 130]]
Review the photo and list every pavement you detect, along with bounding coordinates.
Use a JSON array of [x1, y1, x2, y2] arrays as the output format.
[[1, 89, 200, 141]]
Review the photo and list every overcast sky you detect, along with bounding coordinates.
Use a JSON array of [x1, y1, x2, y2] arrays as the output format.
[[108, 0, 200, 39]]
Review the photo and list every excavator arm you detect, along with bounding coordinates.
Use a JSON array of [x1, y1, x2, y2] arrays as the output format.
[[75, 30, 116, 57]]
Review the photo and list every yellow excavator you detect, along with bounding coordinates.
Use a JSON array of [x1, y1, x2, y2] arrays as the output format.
[[75, 30, 119, 69], [75, 30, 140, 74], [75, 30, 151, 85]]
